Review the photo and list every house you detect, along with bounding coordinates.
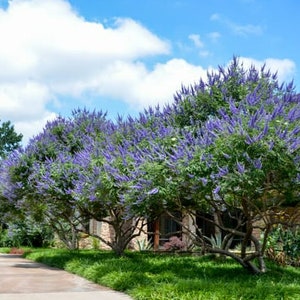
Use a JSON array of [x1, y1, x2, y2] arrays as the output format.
[[84, 210, 244, 251], [82, 206, 300, 252]]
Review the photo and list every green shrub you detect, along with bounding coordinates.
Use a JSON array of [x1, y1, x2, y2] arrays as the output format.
[[1, 218, 54, 248], [266, 225, 300, 266], [0, 225, 10, 247]]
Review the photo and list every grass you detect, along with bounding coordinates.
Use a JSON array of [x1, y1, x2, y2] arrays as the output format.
[[0, 247, 11, 253], [2, 247, 300, 299]]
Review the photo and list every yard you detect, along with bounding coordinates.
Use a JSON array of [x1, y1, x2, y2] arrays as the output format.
[[3, 248, 300, 300]]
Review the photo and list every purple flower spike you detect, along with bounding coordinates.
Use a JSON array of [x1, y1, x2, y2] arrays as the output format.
[[201, 177, 208, 186], [213, 185, 221, 194], [237, 162, 245, 174], [253, 158, 262, 169], [147, 187, 159, 195]]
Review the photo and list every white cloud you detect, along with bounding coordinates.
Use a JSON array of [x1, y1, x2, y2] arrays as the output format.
[[0, 80, 56, 144], [0, 0, 170, 143], [14, 112, 58, 145], [188, 34, 204, 48], [231, 24, 262, 36], [187, 34, 212, 58], [210, 13, 220, 21], [135, 59, 207, 108], [0, 81, 51, 121], [0, 0, 296, 146], [199, 50, 211, 58], [238, 57, 296, 83], [208, 32, 221, 43], [91, 59, 208, 109], [210, 13, 263, 36]]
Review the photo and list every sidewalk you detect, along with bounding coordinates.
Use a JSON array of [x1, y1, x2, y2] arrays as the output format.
[[0, 253, 133, 300]]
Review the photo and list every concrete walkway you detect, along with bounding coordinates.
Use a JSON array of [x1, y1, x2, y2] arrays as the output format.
[[0, 253, 133, 300]]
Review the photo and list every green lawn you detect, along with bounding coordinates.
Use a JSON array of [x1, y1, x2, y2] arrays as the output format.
[[5, 248, 300, 299]]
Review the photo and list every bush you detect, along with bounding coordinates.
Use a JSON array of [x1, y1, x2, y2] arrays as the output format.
[[265, 225, 300, 266], [163, 236, 186, 251], [0, 218, 54, 248], [0, 224, 9, 247]]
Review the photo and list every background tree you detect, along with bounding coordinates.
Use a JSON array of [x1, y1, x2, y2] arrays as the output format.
[[0, 120, 23, 159]]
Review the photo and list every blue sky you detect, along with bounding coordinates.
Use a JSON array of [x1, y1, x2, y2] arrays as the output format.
[[0, 0, 299, 143]]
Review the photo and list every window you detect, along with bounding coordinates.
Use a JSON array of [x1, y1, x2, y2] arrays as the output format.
[[148, 212, 182, 249]]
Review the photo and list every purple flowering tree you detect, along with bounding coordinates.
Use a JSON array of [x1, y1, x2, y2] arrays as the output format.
[[120, 59, 299, 273], [27, 154, 86, 249], [70, 112, 181, 255], [157, 60, 300, 274], [72, 138, 148, 255], [0, 109, 110, 249]]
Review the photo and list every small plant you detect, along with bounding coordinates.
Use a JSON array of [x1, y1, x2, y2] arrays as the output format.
[[92, 237, 100, 249], [206, 233, 223, 249], [163, 236, 186, 251], [136, 238, 153, 251]]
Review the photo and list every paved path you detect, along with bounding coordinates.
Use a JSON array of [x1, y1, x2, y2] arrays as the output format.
[[0, 254, 133, 300]]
